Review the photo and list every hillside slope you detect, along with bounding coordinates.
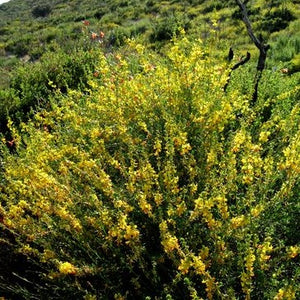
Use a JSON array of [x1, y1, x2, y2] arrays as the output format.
[[1, 0, 299, 60]]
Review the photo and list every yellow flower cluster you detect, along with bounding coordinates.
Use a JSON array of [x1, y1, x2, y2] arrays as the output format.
[[281, 134, 300, 175], [58, 262, 77, 275], [274, 286, 296, 300], [231, 129, 247, 153], [257, 240, 273, 270], [259, 131, 271, 143], [108, 214, 140, 244], [230, 215, 247, 229], [241, 249, 256, 299], [287, 245, 299, 259], [191, 194, 228, 228], [160, 221, 180, 254]]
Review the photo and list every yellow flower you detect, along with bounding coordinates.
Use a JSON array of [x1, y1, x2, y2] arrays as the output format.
[[193, 255, 206, 275], [154, 193, 163, 206], [20, 244, 38, 256], [274, 289, 285, 300], [135, 43, 145, 54], [258, 241, 273, 269], [9, 205, 23, 218], [56, 206, 70, 220], [215, 195, 229, 219], [138, 193, 152, 215], [176, 201, 187, 216], [251, 204, 264, 218], [161, 234, 179, 253], [124, 224, 140, 240], [58, 262, 77, 275], [71, 218, 83, 232], [18, 200, 29, 209], [242, 174, 253, 184], [259, 131, 271, 143], [287, 246, 299, 259], [274, 286, 296, 300], [245, 252, 256, 276], [230, 215, 246, 229], [41, 249, 56, 263], [203, 276, 215, 300], [178, 257, 192, 274], [154, 139, 162, 156], [206, 150, 216, 165], [232, 130, 246, 152]]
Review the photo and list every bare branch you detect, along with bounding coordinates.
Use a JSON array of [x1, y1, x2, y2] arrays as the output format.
[[224, 50, 251, 92], [228, 47, 234, 61], [235, 0, 261, 49], [232, 51, 251, 70], [235, 0, 270, 103]]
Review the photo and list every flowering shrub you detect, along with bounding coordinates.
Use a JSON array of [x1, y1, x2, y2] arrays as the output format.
[[0, 35, 299, 299]]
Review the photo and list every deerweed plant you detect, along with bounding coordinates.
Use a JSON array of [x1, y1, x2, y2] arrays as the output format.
[[0, 35, 299, 299]]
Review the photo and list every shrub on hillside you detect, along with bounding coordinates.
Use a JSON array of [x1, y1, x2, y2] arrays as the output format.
[[3, 48, 98, 124], [290, 53, 300, 74], [149, 13, 190, 43], [107, 26, 131, 47], [260, 8, 296, 33], [32, 5, 52, 18], [0, 36, 299, 299]]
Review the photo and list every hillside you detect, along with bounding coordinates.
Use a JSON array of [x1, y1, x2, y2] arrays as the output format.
[[0, 1, 300, 299], [1, 0, 299, 61]]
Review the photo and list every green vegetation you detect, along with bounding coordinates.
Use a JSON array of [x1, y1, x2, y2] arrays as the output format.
[[0, 0, 299, 299]]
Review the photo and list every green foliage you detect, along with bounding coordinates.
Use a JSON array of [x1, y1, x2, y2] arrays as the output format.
[[149, 12, 190, 44], [232, 6, 260, 21], [32, 4, 52, 18], [270, 35, 300, 63], [0, 47, 98, 130], [107, 26, 132, 47], [260, 8, 296, 33], [290, 53, 300, 73]]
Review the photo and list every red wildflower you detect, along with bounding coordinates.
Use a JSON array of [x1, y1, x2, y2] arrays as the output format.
[[91, 32, 98, 40], [82, 20, 90, 26], [99, 31, 105, 38]]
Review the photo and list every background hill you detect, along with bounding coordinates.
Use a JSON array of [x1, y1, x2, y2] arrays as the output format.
[[1, 0, 299, 64]]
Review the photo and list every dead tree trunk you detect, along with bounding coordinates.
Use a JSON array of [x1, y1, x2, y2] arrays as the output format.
[[235, 0, 270, 104], [224, 49, 251, 92]]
